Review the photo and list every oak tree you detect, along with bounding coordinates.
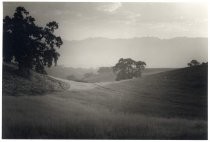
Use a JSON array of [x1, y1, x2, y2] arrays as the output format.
[[3, 7, 63, 76]]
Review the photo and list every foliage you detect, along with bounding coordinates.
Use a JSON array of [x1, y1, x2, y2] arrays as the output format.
[[113, 58, 146, 81], [3, 7, 63, 76], [187, 60, 200, 67], [201, 62, 208, 66]]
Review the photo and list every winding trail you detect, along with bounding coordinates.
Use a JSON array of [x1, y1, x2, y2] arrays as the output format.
[[48, 75, 119, 91], [47, 69, 172, 91]]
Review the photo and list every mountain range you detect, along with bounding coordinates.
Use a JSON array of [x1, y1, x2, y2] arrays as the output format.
[[57, 37, 208, 68]]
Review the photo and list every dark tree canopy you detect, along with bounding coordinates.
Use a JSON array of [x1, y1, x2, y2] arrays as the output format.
[[3, 7, 63, 76], [113, 58, 146, 81], [188, 60, 200, 67]]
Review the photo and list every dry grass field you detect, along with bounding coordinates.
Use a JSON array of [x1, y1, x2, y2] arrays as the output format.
[[2, 64, 207, 139]]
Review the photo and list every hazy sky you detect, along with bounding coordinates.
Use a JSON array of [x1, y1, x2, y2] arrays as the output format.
[[3, 2, 208, 68], [3, 2, 208, 40]]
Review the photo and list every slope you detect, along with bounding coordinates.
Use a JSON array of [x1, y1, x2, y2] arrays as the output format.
[[2, 64, 207, 139], [2, 63, 70, 96]]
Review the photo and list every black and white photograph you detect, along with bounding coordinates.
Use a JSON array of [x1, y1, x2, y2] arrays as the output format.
[[2, 1, 208, 139]]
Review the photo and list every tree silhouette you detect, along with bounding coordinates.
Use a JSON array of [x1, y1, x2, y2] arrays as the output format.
[[188, 60, 200, 67], [134, 61, 146, 77], [3, 7, 63, 76], [113, 58, 146, 81]]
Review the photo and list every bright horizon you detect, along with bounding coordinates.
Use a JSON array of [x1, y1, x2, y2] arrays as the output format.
[[3, 2, 208, 68]]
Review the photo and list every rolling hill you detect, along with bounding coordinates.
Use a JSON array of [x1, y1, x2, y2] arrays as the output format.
[[46, 65, 174, 83], [2, 64, 207, 139], [45, 65, 96, 81], [82, 68, 174, 83], [2, 63, 70, 96]]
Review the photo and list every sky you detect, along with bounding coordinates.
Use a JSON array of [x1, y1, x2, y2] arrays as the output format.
[[3, 2, 208, 41], [3, 2, 208, 68]]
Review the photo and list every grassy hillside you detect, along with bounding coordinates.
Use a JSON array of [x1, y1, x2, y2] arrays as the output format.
[[3, 63, 70, 96], [2, 64, 207, 139], [82, 70, 116, 83], [46, 65, 173, 83], [82, 68, 174, 83], [92, 65, 207, 120], [46, 65, 96, 80]]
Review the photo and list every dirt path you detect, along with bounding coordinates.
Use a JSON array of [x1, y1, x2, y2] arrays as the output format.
[[48, 75, 118, 91]]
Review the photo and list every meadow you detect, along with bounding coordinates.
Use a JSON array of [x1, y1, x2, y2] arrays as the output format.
[[2, 64, 207, 139]]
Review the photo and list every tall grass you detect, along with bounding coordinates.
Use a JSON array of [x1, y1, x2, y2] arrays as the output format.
[[2, 95, 207, 139]]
